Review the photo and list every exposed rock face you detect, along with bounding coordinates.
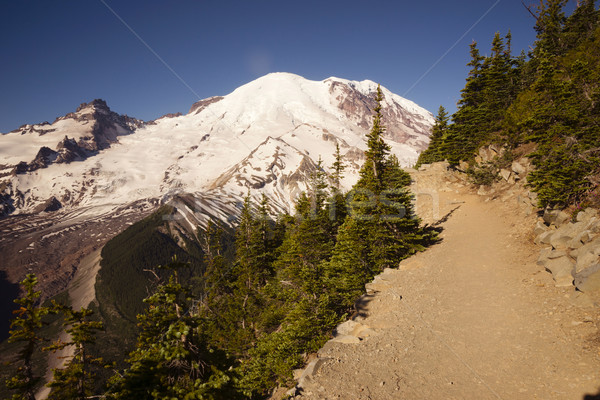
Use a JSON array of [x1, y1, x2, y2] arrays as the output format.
[[327, 80, 431, 151], [33, 196, 62, 213], [9, 99, 144, 170], [189, 96, 224, 114]]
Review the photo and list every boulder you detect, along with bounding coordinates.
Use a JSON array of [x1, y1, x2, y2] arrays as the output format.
[[297, 357, 331, 387], [500, 169, 511, 181], [574, 238, 600, 274], [543, 255, 575, 287], [574, 264, 600, 295], [549, 231, 573, 249], [511, 160, 528, 176], [543, 209, 571, 227], [33, 196, 62, 213], [567, 230, 596, 249], [535, 230, 554, 245], [576, 208, 599, 223], [534, 221, 548, 237], [537, 248, 566, 264]]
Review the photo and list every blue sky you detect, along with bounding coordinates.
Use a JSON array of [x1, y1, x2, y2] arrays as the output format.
[[0, 1, 573, 133]]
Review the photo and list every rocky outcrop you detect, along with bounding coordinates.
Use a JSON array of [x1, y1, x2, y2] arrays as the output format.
[[189, 96, 224, 114], [33, 196, 62, 213]]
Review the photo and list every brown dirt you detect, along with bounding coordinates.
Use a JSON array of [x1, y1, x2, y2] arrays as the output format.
[[287, 168, 600, 400]]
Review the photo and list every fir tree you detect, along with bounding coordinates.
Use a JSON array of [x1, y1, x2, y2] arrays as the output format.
[[109, 260, 229, 399], [415, 105, 449, 167], [330, 143, 346, 192], [359, 85, 391, 192], [45, 304, 106, 400], [5, 274, 50, 400]]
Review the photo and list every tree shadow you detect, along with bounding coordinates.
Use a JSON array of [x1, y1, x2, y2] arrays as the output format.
[[351, 293, 376, 320], [0, 270, 20, 341], [583, 390, 600, 400], [432, 205, 461, 227]]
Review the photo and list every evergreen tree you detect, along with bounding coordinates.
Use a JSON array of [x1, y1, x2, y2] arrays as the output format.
[[329, 83, 435, 292], [45, 304, 106, 400], [330, 143, 346, 192], [110, 260, 229, 399], [5, 274, 50, 400], [442, 41, 487, 163], [532, 0, 568, 58], [415, 105, 449, 167], [359, 85, 391, 192]]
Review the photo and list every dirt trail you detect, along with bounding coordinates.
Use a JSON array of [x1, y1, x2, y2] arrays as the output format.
[[291, 168, 600, 399]]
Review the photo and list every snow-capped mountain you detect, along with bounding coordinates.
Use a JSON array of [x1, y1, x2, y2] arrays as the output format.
[[0, 73, 432, 303], [0, 72, 433, 219]]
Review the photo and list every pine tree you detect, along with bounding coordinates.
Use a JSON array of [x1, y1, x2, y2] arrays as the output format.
[[359, 85, 391, 192], [532, 0, 568, 58], [5, 274, 50, 400], [109, 260, 229, 399], [415, 105, 449, 167], [442, 41, 487, 163], [330, 83, 435, 288], [45, 304, 106, 400], [330, 143, 346, 192]]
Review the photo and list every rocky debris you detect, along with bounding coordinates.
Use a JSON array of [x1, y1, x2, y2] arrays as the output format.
[[533, 207, 600, 293], [474, 144, 505, 165]]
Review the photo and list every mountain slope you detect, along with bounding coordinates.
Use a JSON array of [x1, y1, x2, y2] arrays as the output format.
[[0, 72, 432, 217], [0, 72, 433, 326]]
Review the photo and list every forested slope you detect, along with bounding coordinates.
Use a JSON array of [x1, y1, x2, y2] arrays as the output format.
[[417, 0, 600, 210]]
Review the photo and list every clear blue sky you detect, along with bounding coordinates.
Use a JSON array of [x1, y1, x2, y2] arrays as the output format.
[[0, 1, 575, 133]]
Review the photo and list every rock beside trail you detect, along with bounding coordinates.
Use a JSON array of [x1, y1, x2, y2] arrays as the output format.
[[533, 207, 600, 293]]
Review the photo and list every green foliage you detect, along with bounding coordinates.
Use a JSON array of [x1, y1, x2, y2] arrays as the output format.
[[415, 105, 449, 168], [109, 259, 233, 400], [4, 274, 50, 400], [45, 304, 107, 400], [420, 1, 600, 208]]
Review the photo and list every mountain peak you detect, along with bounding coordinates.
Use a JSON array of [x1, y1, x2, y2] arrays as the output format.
[[75, 99, 110, 114]]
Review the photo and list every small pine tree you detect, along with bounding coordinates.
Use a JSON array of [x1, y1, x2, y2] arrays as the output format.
[[45, 304, 106, 400], [5, 274, 50, 400], [415, 105, 450, 168], [330, 143, 346, 192]]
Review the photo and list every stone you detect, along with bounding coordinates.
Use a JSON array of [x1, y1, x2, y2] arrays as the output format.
[[33, 196, 62, 213], [297, 358, 330, 387], [574, 240, 600, 274], [543, 255, 575, 287], [500, 169, 511, 181], [511, 160, 528, 176], [567, 230, 595, 249], [574, 264, 600, 295], [334, 320, 372, 338], [330, 335, 361, 344], [576, 208, 599, 223], [543, 209, 571, 227], [549, 231, 574, 249], [535, 230, 554, 245], [534, 221, 548, 237]]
